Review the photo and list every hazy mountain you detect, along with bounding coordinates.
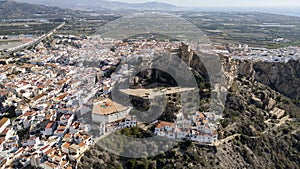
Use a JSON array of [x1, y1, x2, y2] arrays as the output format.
[[0, 0, 75, 18], [13, 0, 177, 11]]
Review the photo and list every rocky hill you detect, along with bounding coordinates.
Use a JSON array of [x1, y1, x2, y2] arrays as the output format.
[[78, 79, 299, 169], [78, 48, 300, 169], [236, 59, 300, 101], [0, 1, 77, 19]]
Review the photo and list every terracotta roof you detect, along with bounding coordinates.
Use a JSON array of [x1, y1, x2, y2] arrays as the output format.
[[46, 114, 52, 120], [60, 161, 67, 167], [176, 128, 190, 133], [21, 64, 35, 69], [44, 161, 58, 168], [46, 122, 54, 129], [23, 111, 34, 117], [62, 142, 71, 148], [40, 145, 49, 151], [0, 118, 10, 128], [155, 121, 175, 129], [55, 129, 64, 133], [2, 128, 9, 134], [92, 98, 128, 115], [63, 133, 71, 139], [45, 148, 55, 155], [45, 63, 58, 68], [55, 93, 68, 101], [103, 86, 110, 91], [115, 42, 128, 47], [37, 85, 45, 89], [33, 93, 46, 101], [78, 142, 85, 147], [61, 107, 73, 111], [57, 125, 66, 130], [0, 138, 5, 145]]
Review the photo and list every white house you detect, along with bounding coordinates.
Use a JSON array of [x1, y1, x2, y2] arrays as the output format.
[[21, 136, 38, 146], [154, 111, 219, 144], [175, 128, 189, 139], [154, 121, 176, 138], [68, 142, 88, 161], [61, 142, 71, 154], [117, 115, 137, 129]]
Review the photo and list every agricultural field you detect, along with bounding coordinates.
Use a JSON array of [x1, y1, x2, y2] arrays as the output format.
[[181, 12, 300, 48]]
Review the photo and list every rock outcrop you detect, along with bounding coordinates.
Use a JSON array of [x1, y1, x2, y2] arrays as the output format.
[[78, 47, 300, 169], [232, 59, 300, 101]]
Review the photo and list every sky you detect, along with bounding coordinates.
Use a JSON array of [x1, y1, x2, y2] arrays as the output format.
[[110, 0, 300, 7]]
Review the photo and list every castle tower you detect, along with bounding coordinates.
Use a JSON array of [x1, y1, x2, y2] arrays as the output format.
[[179, 43, 193, 67]]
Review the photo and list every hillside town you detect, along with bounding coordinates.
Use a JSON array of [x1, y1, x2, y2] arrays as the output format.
[[0, 35, 212, 168], [0, 32, 299, 168], [224, 44, 300, 62]]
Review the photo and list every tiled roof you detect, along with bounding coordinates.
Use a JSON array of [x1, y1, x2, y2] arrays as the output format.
[[46, 121, 54, 129], [45, 148, 55, 155], [62, 142, 71, 148], [0, 118, 10, 128], [92, 98, 128, 115], [155, 121, 175, 128]]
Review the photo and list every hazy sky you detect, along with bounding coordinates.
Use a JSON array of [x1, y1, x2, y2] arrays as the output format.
[[111, 0, 300, 7]]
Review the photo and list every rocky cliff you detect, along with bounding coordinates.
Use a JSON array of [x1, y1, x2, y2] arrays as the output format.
[[78, 48, 300, 169], [78, 75, 300, 169], [230, 59, 300, 101]]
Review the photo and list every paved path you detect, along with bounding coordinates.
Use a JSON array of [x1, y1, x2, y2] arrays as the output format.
[[215, 116, 298, 145], [214, 133, 241, 146]]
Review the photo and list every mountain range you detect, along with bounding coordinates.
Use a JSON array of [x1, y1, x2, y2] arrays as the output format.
[[11, 0, 177, 11], [0, 0, 87, 19]]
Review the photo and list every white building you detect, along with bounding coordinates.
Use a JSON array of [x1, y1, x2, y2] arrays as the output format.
[[154, 121, 176, 138], [154, 111, 219, 144], [92, 98, 131, 123], [105, 115, 137, 133]]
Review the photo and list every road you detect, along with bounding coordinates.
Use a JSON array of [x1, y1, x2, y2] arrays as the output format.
[[1, 22, 65, 57]]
